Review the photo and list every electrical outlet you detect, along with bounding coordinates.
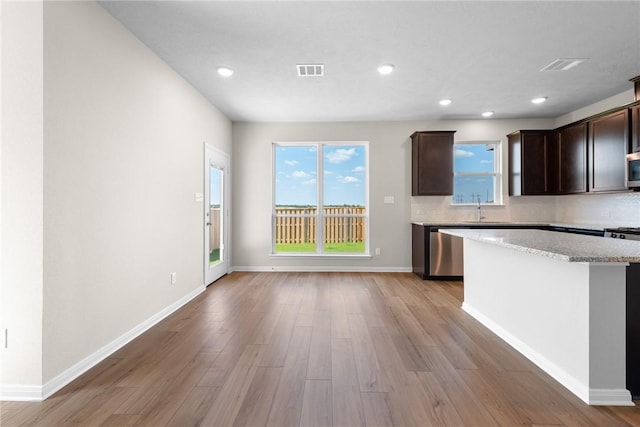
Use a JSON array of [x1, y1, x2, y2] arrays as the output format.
[[171, 272, 177, 284], [375, 248, 381, 255]]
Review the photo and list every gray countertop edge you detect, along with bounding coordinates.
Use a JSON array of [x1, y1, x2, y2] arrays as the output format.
[[439, 228, 640, 263], [411, 221, 610, 231]]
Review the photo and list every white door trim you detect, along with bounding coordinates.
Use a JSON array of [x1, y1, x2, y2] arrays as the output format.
[[204, 143, 230, 285]]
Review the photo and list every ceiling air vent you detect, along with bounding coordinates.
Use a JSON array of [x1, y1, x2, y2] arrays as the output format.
[[297, 64, 324, 77], [540, 58, 587, 72]]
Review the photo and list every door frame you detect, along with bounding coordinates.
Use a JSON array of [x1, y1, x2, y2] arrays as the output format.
[[204, 143, 230, 286]]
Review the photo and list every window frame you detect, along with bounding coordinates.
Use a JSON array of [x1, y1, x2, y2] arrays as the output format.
[[452, 140, 502, 206], [271, 141, 370, 257]]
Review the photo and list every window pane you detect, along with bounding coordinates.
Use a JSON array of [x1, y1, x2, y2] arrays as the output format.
[[210, 166, 223, 265], [453, 176, 495, 204], [323, 145, 366, 212], [274, 145, 318, 252], [273, 142, 368, 255], [454, 144, 494, 173], [275, 145, 317, 207]]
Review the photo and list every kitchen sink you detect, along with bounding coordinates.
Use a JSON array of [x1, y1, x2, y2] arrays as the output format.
[[461, 221, 511, 224]]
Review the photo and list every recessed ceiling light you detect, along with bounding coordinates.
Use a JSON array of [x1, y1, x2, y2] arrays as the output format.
[[482, 111, 494, 118], [377, 64, 395, 75], [439, 99, 452, 106], [531, 97, 548, 104], [217, 67, 234, 77]]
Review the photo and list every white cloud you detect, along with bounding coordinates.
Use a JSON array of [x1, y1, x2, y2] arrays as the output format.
[[352, 166, 365, 173], [326, 147, 357, 164], [324, 170, 334, 175], [455, 149, 475, 158], [337, 175, 360, 184], [302, 178, 317, 185], [284, 160, 299, 166], [480, 160, 493, 164], [291, 170, 311, 179]]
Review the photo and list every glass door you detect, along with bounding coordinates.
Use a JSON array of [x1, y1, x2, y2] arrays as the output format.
[[205, 145, 229, 285]]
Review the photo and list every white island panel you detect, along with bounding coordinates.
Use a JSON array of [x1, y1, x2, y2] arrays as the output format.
[[455, 235, 632, 406]]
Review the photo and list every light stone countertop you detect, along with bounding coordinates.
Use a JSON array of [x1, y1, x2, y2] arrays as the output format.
[[411, 221, 548, 227], [440, 228, 640, 263]]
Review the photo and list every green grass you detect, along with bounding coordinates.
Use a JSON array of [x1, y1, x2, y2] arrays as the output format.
[[275, 243, 317, 252], [325, 241, 365, 253], [276, 241, 365, 253], [209, 248, 220, 265]]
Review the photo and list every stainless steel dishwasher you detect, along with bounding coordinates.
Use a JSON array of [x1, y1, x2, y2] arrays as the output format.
[[429, 228, 464, 278]]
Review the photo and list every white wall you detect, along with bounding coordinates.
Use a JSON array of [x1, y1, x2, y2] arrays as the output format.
[[2, 0, 231, 398], [42, 0, 231, 384], [1, 0, 45, 391], [231, 118, 556, 271]]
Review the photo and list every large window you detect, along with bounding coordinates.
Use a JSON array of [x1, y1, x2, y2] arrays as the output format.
[[273, 142, 368, 255], [452, 141, 501, 205]]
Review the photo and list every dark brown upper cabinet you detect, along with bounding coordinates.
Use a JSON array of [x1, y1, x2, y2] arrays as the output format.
[[631, 104, 640, 153], [411, 131, 454, 196], [588, 109, 629, 192], [556, 122, 588, 194], [508, 130, 557, 196]]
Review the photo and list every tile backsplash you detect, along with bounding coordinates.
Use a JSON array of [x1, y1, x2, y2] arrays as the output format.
[[411, 192, 640, 227], [555, 192, 640, 227]]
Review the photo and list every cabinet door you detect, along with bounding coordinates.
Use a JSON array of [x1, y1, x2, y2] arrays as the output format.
[[509, 130, 558, 195], [557, 123, 587, 194], [508, 133, 523, 196], [411, 224, 426, 278], [632, 105, 640, 153], [411, 131, 454, 195], [589, 110, 629, 192], [521, 131, 553, 194]]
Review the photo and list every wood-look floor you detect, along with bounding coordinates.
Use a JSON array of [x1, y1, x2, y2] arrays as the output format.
[[3, 272, 640, 426]]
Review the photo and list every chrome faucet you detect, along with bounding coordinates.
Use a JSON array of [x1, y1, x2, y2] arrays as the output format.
[[476, 196, 485, 222]]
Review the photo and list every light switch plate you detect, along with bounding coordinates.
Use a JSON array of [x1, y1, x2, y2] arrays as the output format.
[[383, 196, 395, 204], [195, 192, 204, 203]]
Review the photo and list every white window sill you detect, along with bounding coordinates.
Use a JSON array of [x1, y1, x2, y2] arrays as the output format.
[[450, 203, 505, 207], [270, 253, 372, 259]]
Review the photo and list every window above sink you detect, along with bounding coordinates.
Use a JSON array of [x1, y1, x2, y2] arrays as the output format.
[[452, 140, 502, 206]]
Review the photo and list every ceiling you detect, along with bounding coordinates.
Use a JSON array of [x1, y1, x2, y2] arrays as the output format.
[[98, 1, 640, 123]]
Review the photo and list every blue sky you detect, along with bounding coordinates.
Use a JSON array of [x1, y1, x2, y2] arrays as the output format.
[[275, 145, 366, 206], [453, 143, 496, 203], [209, 166, 222, 207]]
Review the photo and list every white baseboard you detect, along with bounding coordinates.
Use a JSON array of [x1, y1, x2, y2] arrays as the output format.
[[589, 389, 635, 406], [0, 285, 205, 402], [462, 302, 634, 407], [231, 266, 412, 273], [0, 385, 43, 402]]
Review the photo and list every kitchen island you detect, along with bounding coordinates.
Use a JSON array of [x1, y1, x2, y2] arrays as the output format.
[[440, 228, 640, 406]]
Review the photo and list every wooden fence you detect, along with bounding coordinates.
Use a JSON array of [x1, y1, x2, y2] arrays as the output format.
[[275, 207, 365, 244], [209, 207, 220, 251]]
